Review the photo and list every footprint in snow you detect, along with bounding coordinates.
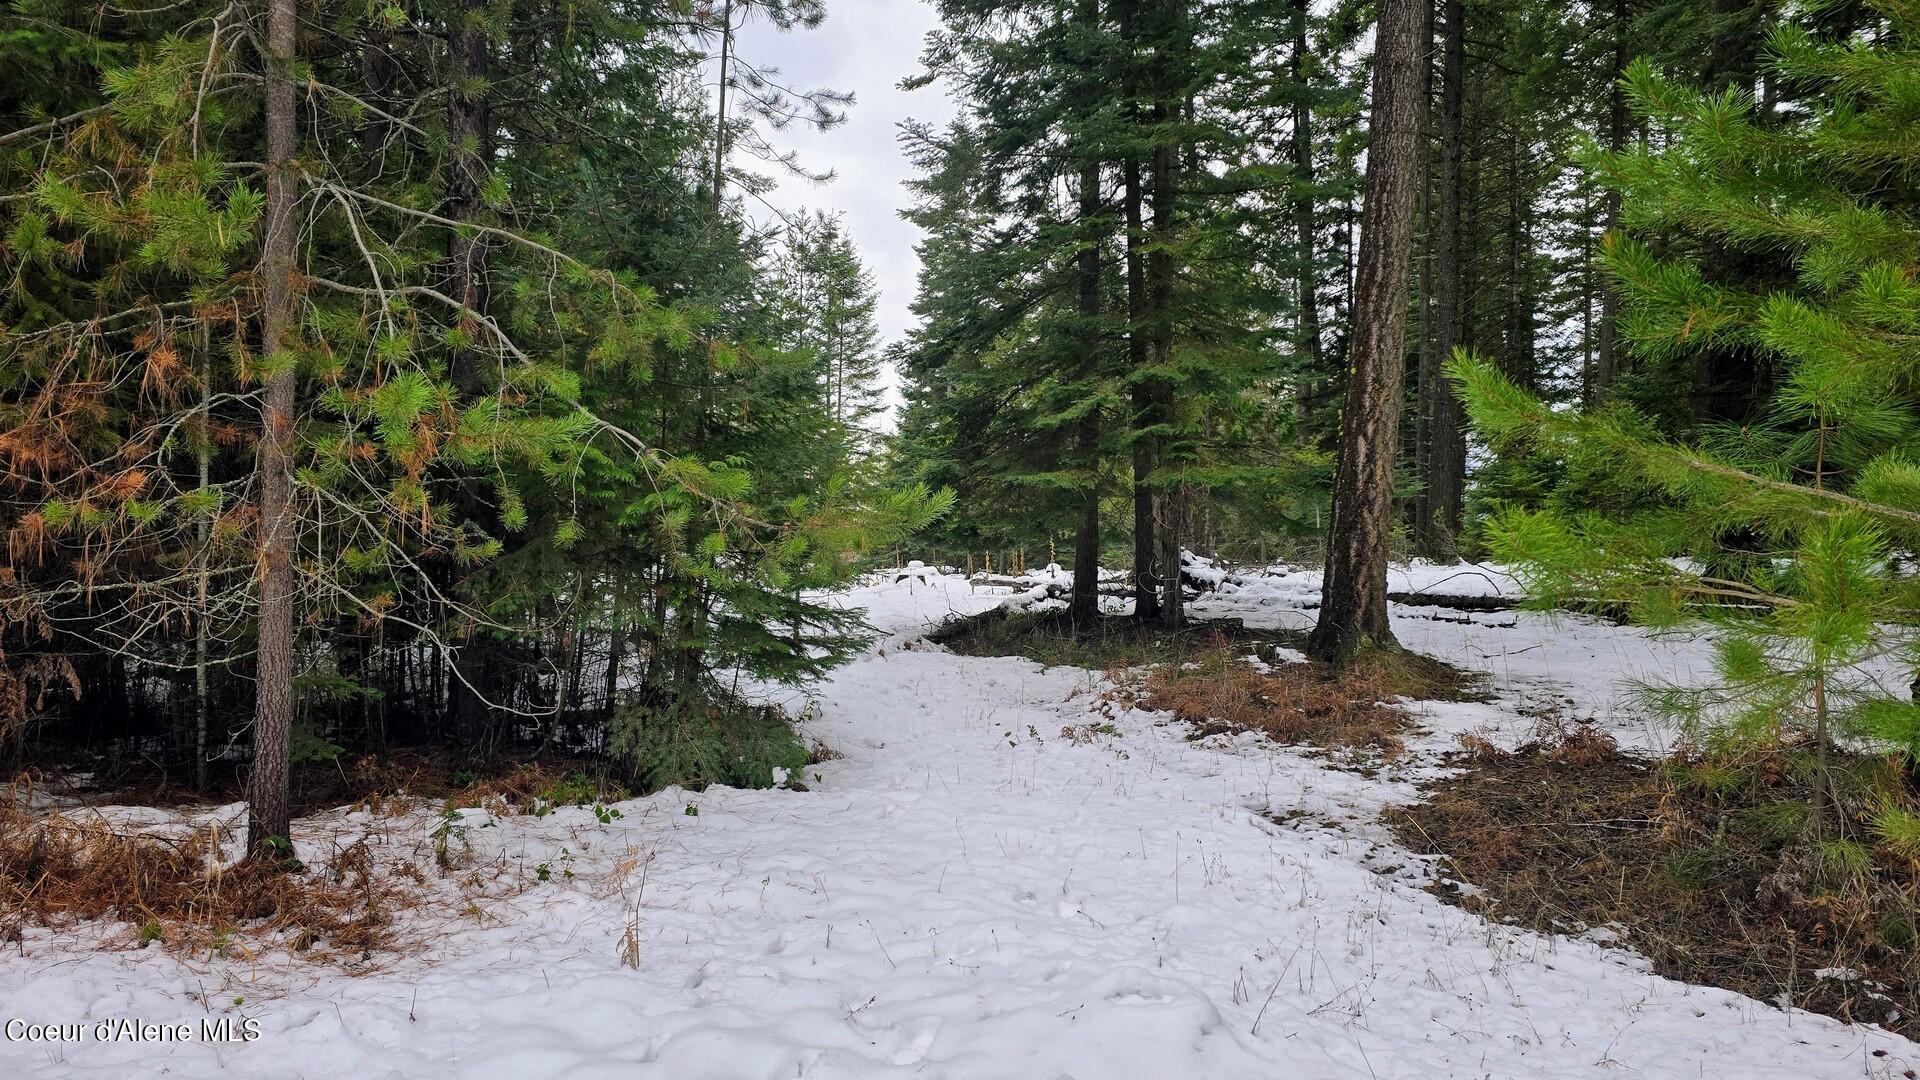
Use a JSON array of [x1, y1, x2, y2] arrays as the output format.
[[888, 1017, 942, 1066]]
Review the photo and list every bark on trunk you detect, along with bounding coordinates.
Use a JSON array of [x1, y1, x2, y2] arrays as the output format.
[[1120, 0, 1160, 623], [247, 0, 299, 863], [1127, 173, 1159, 622], [1290, 0, 1321, 377], [711, 0, 734, 213], [359, 17, 399, 152], [1503, 123, 1534, 390], [1150, 112, 1182, 630], [445, 0, 497, 748], [195, 344, 211, 793], [1146, 0, 1184, 629], [1157, 483, 1186, 629], [603, 618, 624, 719], [1593, 0, 1627, 395], [1070, 0, 1104, 628], [1415, 0, 1465, 560], [1412, 0, 1435, 546], [1307, 0, 1424, 664]]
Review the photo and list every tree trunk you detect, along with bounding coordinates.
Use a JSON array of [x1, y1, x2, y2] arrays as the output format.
[[1418, 0, 1465, 560], [359, 16, 399, 152], [1147, 0, 1184, 629], [603, 616, 624, 719], [1412, 0, 1436, 546], [1291, 0, 1321, 378], [563, 600, 587, 721], [445, 0, 497, 749], [1503, 122, 1535, 391], [1070, 0, 1104, 628], [1121, 2, 1159, 622], [1307, 0, 1424, 664], [247, 0, 299, 864], [1121, 0, 1160, 624], [1709, 0, 1760, 90], [1593, 0, 1627, 396], [447, 5, 491, 324], [712, 0, 734, 213], [1127, 165, 1159, 623], [1158, 483, 1186, 629], [1150, 108, 1182, 630], [195, 342, 211, 793]]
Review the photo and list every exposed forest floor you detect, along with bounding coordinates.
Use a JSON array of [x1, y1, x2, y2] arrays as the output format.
[[3, 567, 1917, 1078], [21, 747, 623, 820], [1388, 735, 1920, 1039]]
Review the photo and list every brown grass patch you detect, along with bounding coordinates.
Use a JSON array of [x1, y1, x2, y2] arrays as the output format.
[[438, 762, 615, 816], [1, 780, 414, 962], [1116, 646, 1482, 756], [932, 609, 1301, 671], [1387, 734, 1920, 1035], [65, 748, 616, 822]]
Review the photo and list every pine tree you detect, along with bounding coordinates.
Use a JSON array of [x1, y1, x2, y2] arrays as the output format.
[[1307, 0, 1426, 663], [0, 0, 950, 844], [895, 0, 1124, 619], [1412, 0, 1467, 560], [1452, 3, 1920, 847], [702, 0, 847, 209], [895, 0, 1316, 618], [776, 212, 885, 451]]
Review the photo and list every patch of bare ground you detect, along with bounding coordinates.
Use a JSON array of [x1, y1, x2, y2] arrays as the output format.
[[0, 778, 411, 963], [931, 608, 1302, 670], [1387, 731, 1920, 1038], [1112, 644, 1485, 758], [37, 747, 620, 819], [0, 758, 655, 968]]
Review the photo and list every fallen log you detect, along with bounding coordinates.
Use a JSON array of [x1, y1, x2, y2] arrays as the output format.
[[1386, 591, 1516, 612]]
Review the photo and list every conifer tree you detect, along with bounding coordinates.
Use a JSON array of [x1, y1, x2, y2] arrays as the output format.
[[1452, 3, 1920, 848], [0, 0, 949, 846], [896, 0, 1124, 619], [776, 212, 885, 450], [895, 0, 1316, 618], [1307, 0, 1425, 663]]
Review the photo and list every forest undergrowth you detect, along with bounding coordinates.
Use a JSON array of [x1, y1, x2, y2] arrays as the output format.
[[1390, 730, 1920, 1038]]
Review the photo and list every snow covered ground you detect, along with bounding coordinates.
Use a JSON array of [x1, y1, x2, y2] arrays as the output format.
[[1183, 559, 1705, 755], [3, 568, 1916, 1079]]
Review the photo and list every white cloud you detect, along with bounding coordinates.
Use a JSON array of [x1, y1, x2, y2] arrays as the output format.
[[732, 0, 957, 365]]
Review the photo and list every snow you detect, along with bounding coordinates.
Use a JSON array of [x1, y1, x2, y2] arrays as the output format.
[[1178, 556, 1523, 602], [3, 568, 1915, 1078], [891, 561, 949, 583]]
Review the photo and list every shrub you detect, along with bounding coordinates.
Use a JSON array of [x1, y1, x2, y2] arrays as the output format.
[[608, 687, 809, 793]]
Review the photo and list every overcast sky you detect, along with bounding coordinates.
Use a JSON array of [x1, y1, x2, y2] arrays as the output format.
[[732, 0, 956, 358]]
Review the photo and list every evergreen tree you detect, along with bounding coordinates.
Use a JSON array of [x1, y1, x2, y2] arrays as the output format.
[[702, 0, 848, 209], [1308, 0, 1425, 662], [1452, 2, 1920, 848], [0, 0, 948, 847], [776, 212, 885, 450], [894, 0, 1317, 619]]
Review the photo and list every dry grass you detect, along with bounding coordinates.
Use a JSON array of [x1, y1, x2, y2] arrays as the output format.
[[3, 754, 661, 970], [933, 608, 1301, 670], [1387, 733, 1920, 1036], [1, 779, 415, 962], [77, 748, 618, 821], [1115, 645, 1482, 757], [434, 761, 638, 818], [443, 762, 573, 815]]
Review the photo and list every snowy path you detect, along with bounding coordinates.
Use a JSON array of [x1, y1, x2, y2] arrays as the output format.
[[3, 573, 1916, 1078]]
